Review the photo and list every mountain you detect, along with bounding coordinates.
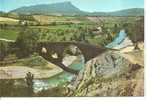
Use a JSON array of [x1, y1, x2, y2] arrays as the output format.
[[92, 8, 144, 16], [109, 8, 144, 16], [10, 2, 144, 16], [10, 2, 84, 15]]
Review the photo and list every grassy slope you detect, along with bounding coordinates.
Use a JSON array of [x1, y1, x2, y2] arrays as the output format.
[[0, 17, 19, 25], [0, 17, 19, 40], [0, 17, 19, 22]]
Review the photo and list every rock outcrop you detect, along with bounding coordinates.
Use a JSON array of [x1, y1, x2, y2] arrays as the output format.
[[67, 50, 144, 96]]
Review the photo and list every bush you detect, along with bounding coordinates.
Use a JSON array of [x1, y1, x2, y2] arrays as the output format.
[[16, 29, 40, 58], [127, 18, 144, 43]]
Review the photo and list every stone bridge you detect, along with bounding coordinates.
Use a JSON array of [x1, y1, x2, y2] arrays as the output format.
[[36, 42, 107, 74]]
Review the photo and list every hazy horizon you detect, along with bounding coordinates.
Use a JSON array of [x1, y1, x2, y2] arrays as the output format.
[[0, 0, 144, 12]]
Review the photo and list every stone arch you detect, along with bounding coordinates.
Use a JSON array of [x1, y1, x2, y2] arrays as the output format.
[[62, 44, 85, 68], [63, 44, 83, 57]]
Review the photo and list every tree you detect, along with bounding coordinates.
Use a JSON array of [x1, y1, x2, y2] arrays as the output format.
[[130, 18, 144, 43], [16, 29, 40, 58], [0, 41, 8, 61], [25, 72, 34, 96]]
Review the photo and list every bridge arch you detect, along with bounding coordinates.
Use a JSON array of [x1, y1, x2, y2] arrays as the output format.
[[37, 42, 106, 74], [63, 44, 83, 56]]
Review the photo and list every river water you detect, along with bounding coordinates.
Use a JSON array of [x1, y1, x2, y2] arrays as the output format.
[[33, 55, 85, 93], [106, 29, 127, 48]]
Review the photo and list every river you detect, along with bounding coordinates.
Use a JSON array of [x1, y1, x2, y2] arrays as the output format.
[[33, 55, 85, 93]]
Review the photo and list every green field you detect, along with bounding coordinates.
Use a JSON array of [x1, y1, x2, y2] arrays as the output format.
[[0, 29, 19, 40], [0, 16, 143, 44]]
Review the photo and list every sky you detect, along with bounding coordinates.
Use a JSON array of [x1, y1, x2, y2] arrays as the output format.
[[0, 0, 144, 12]]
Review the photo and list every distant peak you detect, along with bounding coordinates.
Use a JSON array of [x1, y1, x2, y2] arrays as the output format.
[[52, 1, 72, 5], [58, 1, 73, 5], [62, 1, 72, 4]]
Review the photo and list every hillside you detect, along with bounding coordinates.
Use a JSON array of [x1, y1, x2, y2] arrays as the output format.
[[68, 50, 144, 96], [91, 8, 144, 16], [0, 17, 19, 22], [109, 8, 144, 16], [10, 2, 83, 16]]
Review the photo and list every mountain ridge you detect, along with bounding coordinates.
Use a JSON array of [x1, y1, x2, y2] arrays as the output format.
[[10, 2, 144, 16]]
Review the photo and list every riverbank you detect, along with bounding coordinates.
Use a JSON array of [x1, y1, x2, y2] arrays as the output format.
[[0, 65, 63, 79], [68, 47, 144, 96]]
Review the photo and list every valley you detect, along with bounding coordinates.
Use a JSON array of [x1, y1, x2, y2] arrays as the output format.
[[0, 1, 144, 97]]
